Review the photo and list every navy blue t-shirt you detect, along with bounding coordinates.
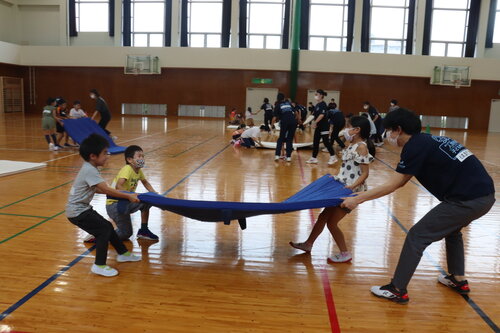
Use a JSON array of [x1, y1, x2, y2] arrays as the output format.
[[313, 101, 329, 128], [261, 103, 273, 114], [274, 101, 296, 123], [396, 133, 494, 201]]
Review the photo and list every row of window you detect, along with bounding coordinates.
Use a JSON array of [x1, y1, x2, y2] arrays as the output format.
[[75, 0, 500, 57]]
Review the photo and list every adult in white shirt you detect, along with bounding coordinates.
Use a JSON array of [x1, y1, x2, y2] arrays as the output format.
[[240, 125, 267, 148]]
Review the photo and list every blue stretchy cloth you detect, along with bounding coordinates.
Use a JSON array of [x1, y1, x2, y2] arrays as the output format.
[[137, 174, 352, 229], [62, 118, 125, 154]]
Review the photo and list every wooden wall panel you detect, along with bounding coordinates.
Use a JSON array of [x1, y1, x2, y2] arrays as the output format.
[[2, 62, 498, 130]]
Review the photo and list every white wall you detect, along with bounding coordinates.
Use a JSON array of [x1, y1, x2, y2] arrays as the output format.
[[17, 5, 60, 46], [0, 0, 17, 44], [0, 41, 21, 64], [11, 46, 500, 81], [70, 33, 115, 47], [485, 45, 500, 58]]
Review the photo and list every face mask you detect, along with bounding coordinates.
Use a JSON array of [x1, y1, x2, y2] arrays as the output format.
[[363, 105, 369, 110], [134, 159, 145, 168], [343, 128, 354, 142], [386, 130, 399, 146], [314, 95, 321, 101], [90, 94, 95, 99]]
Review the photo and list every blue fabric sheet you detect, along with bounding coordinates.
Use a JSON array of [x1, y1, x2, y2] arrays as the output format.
[[137, 174, 352, 229], [62, 118, 126, 154]]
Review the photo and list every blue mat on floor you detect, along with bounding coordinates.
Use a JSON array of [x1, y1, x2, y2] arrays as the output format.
[[62, 118, 125, 154], [137, 174, 352, 229]]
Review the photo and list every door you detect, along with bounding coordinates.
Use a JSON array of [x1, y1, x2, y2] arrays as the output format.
[[488, 99, 500, 132], [306, 89, 340, 109], [246, 88, 278, 124]]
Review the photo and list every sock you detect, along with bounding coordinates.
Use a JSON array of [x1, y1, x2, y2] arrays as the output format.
[[340, 251, 350, 256], [45, 135, 51, 144], [121, 251, 131, 256], [96, 264, 106, 268], [51, 134, 57, 144]]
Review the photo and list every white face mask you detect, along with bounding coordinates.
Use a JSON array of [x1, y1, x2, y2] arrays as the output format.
[[134, 158, 145, 168], [90, 94, 96, 99], [363, 105, 369, 110], [314, 95, 321, 101], [343, 128, 354, 142], [386, 130, 399, 146]]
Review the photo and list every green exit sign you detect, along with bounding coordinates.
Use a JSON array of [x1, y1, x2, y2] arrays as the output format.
[[252, 78, 273, 84]]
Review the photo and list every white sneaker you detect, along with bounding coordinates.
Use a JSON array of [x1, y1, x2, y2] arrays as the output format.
[[286, 157, 292, 162], [117, 252, 141, 262], [328, 156, 338, 165], [274, 155, 280, 161], [91, 264, 118, 277], [111, 135, 118, 140], [306, 157, 318, 164], [49, 143, 55, 151], [327, 252, 352, 263]]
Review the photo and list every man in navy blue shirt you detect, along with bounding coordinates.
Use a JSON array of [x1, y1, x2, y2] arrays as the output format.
[[272, 93, 299, 162], [342, 109, 495, 304]]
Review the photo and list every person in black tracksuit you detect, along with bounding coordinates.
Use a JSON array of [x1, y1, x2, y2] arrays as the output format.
[[261, 98, 274, 131], [364, 101, 383, 145], [272, 93, 299, 162], [293, 101, 308, 131], [306, 89, 337, 165], [328, 103, 346, 150], [90, 89, 112, 136]]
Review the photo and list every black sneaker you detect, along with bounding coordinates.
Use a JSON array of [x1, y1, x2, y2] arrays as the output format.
[[438, 274, 470, 294], [371, 283, 410, 304]]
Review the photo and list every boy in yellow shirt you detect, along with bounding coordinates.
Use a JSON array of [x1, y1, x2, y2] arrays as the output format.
[[106, 145, 159, 240]]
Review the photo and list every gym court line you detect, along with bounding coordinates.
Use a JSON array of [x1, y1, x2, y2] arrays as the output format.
[[296, 148, 341, 333], [0, 144, 230, 321]]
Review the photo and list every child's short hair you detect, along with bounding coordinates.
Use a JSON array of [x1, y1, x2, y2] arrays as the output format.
[[74, 100, 81, 105], [79, 134, 109, 161], [259, 125, 267, 131], [238, 124, 246, 129], [124, 145, 143, 164], [46, 97, 55, 105]]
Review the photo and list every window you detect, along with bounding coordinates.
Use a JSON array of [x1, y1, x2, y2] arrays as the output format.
[[247, 0, 287, 49], [430, 0, 470, 57], [494, 0, 500, 43], [369, 0, 410, 54], [188, 0, 223, 47], [309, 0, 349, 52], [131, 0, 165, 47], [76, 0, 109, 32]]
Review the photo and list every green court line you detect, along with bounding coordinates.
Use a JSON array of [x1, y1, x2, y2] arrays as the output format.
[[0, 211, 65, 244], [0, 212, 50, 219], [0, 181, 73, 210]]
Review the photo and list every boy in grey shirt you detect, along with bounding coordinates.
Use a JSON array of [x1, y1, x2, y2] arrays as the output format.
[[66, 134, 141, 277]]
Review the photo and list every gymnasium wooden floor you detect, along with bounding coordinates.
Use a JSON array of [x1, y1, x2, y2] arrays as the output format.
[[0, 114, 498, 333]]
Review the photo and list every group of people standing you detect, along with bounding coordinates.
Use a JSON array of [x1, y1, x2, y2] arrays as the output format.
[[41, 89, 113, 151]]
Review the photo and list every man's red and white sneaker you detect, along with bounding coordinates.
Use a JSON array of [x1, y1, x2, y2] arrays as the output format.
[[438, 274, 470, 294], [371, 283, 410, 304]]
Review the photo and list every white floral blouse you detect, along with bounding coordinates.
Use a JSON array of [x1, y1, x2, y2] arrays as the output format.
[[334, 142, 374, 192]]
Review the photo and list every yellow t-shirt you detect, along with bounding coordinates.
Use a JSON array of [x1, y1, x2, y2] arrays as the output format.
[[106, 164, 145, 205]]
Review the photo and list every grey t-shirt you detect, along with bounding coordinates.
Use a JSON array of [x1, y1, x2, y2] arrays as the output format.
[[66, 161, 105, 218]]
